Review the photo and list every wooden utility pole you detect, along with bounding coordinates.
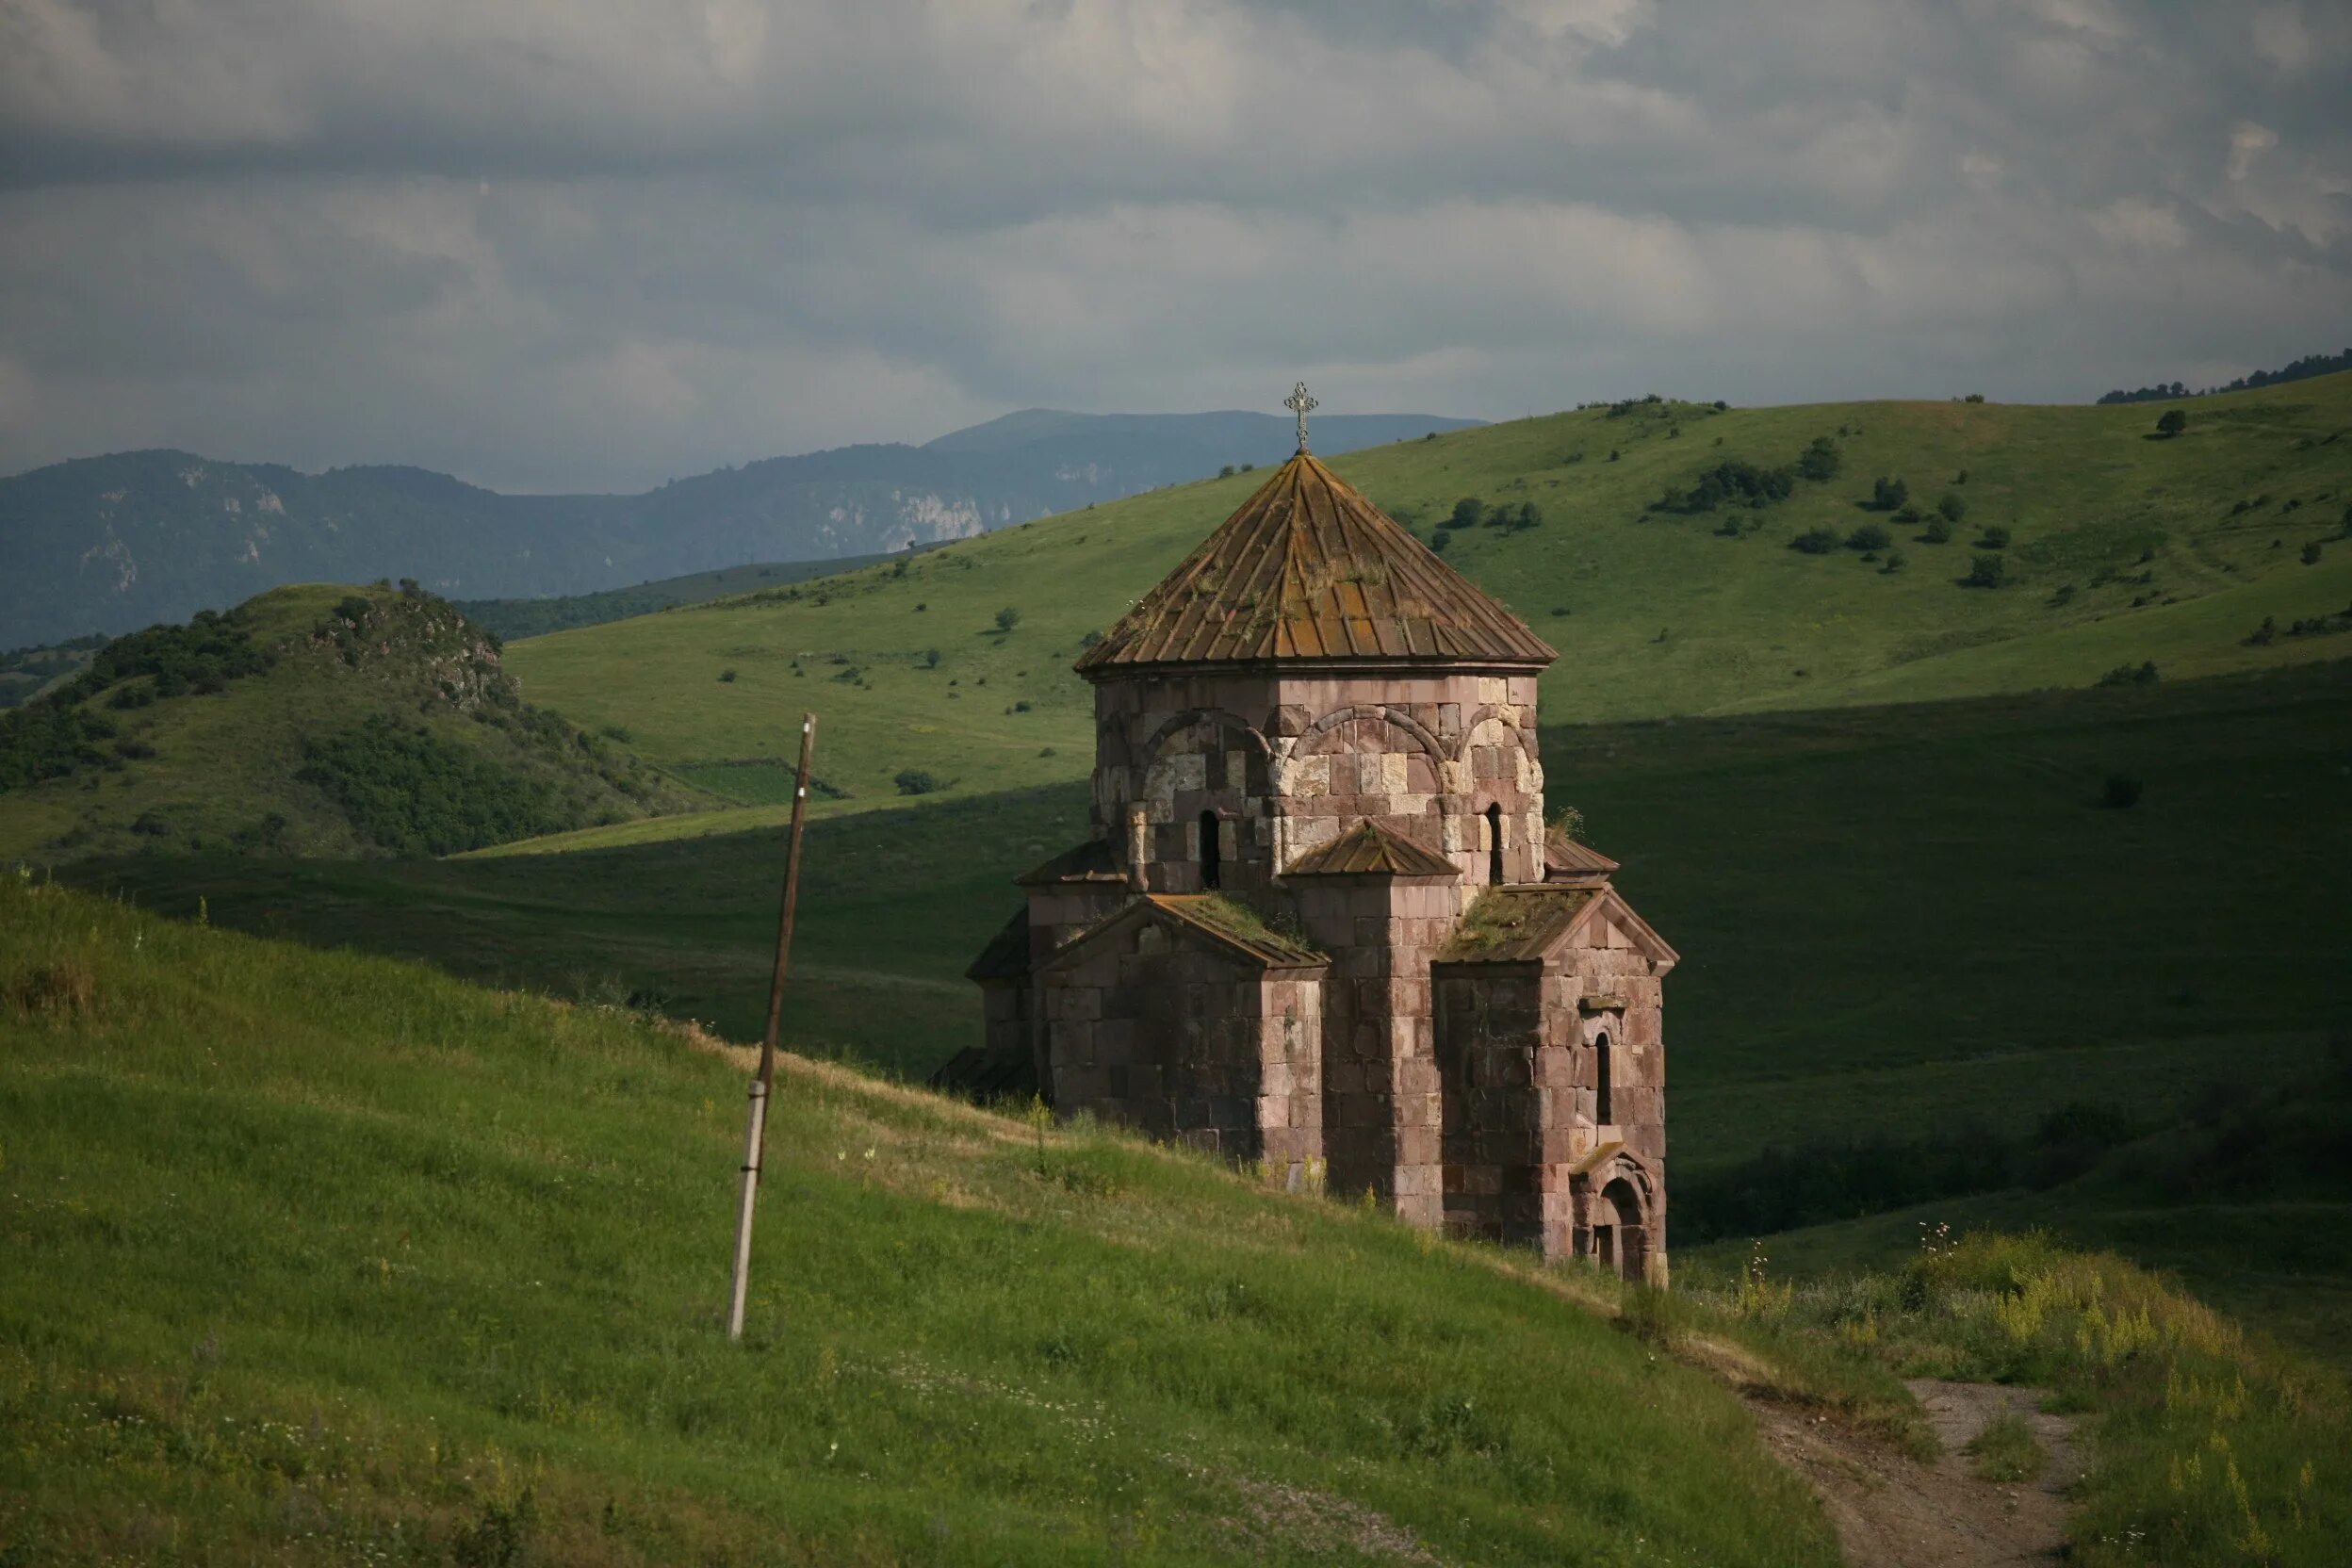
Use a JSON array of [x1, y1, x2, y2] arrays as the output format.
[[727, 712, 817, 1342]]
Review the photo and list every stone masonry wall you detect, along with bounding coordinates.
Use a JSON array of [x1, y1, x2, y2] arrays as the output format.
[[1039, 914, 1328, 1163], [1291, 874, 1458, 1225], [1431, 963, 1546, 1247]]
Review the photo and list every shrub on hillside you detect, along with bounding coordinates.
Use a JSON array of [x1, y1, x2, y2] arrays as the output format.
[[1880, 550, 1906, 575], [1845, 523, 1892, 552], [1788, 528, 1841, 555], [2096, 660, 2160, 688], [1937, 493, 1967, 524], [1870, 476, 1909, 511], [894, 769, 943, 796], [2304, 541, 2325, 565], [994, 607, 1022, 632], [1795, 436, 1841, 482], [1921, 516, 1953, 544], [1963, 553, 2007, 588], [1445, 498, 1485, 530], [2155, 408, 2187, 438], [1978, 525, 2012, 549]]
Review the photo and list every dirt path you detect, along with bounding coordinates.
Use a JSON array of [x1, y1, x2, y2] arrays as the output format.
[[1742, 1381, 2082, 1568]]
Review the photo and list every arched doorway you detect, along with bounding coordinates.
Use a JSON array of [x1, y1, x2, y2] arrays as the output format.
[[1593, 1176, 1648, 1281]]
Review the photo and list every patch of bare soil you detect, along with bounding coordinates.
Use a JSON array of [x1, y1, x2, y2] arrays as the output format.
[[1743, 1381, 2080, 1568]]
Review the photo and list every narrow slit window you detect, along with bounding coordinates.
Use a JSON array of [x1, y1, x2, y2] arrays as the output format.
[[1594, 1033, 1614, 1125], [1199, 809, 1221, 890], [1485, 803, 1505, 884]]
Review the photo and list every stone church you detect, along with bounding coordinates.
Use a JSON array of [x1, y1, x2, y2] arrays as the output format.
[[939, 390, 1677, 1279]]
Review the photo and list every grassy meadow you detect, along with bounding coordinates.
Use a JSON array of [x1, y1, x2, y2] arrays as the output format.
[[2, 873, 1850, 1566], [500, 376, 2352, 823]]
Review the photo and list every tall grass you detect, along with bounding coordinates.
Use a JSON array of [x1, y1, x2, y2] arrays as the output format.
[[1681, 1232, 2352, 1566]]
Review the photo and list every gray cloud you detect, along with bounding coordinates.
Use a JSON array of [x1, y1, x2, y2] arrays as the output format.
[[1, 0, 2346, 491]]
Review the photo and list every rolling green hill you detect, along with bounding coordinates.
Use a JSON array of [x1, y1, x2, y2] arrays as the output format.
[[0, 585, 699, 861], [502, 376, 2352, 832], [0, 873, 1846, 1566]]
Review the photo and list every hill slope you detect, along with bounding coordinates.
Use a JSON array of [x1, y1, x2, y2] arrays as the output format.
[[0, 585, 695, 861], [0, 412, 1478, 645], [0, 874, 1838, 1565], [454, 555, 901, 641], [502, 376, 2352, 820]]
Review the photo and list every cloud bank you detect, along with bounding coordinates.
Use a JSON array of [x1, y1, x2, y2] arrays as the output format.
[[2, 0, 2347, 490]]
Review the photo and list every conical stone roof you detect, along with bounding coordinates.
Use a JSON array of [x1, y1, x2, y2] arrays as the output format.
[[1074, 452, 1556, 676]]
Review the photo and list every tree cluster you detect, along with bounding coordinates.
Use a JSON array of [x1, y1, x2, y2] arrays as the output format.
[[2097, 347, 2352, 404], [296, 714, 572, 857], [1650, 460, 1795, 516], [1439, 497, 1544, 533]]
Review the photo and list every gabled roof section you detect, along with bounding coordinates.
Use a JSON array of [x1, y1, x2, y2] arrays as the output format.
[[1286, 820, 1461, 878], [1436, 888, 1598, 964], [1432, 884, 1680, 969], [1544, 834, 1621, 883], [1037, 892, 1327, 974], [965, 907, 1032, 982], [1074, 452, 1556, 675], [1016, 839, 1125, 887]]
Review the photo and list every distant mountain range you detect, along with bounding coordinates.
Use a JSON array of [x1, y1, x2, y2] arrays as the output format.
[[0, 410, 1480, 645]]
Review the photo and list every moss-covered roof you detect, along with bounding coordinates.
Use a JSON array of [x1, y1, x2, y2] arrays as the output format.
[[1151, 894, 1327, 969], [1434, 888, 1598, 964], [1286, 820, 1460, 878]]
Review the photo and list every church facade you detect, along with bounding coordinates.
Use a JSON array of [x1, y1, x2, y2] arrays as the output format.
[[944, 398, 1676, 1278]]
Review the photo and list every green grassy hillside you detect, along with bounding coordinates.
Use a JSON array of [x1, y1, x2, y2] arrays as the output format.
[[0, 874, 1845, 1566], [0, 585, 700, 861], [503, 377, 2352, 822]]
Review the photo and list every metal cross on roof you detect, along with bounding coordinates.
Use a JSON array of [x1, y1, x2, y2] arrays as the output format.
[[1283, 381, 1318, 454]]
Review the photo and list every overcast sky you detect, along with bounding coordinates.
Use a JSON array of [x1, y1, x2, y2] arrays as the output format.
[[3, 0, 2348, 493]]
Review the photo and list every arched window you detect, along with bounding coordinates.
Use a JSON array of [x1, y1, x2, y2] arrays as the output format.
[[1594, 1032, 1613, 1125], [1485, 803, 1505, 884], [1199, 809, 1221, 890]]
